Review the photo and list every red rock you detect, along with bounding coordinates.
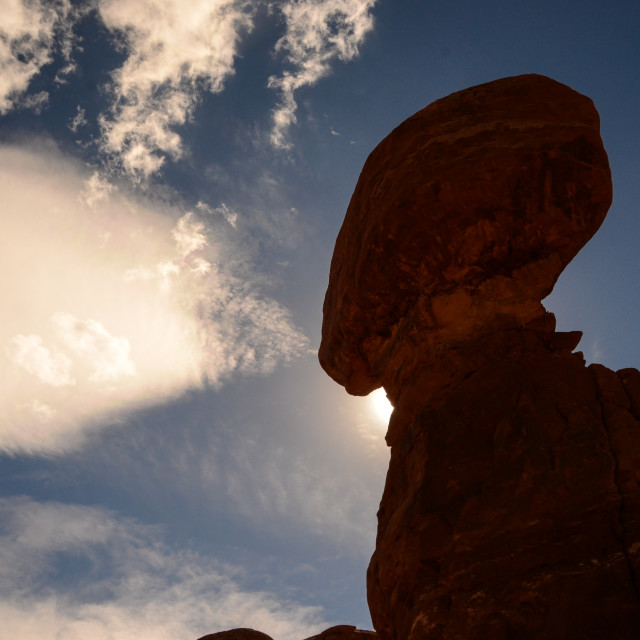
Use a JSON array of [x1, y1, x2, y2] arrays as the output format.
[[197, 626, 378, 640], [319, 74, 612, 400], [320, 75, 640, 639], [302, 624, 379, 639], [196, 630, 273, 640]]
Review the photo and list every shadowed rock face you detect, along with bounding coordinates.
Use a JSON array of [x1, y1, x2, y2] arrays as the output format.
[[320, 75, 640, 639], [197, 624, 379, 640], [197, 629, 275, 640], [198, 75, 638, 640], [319, 74, 612, 401]]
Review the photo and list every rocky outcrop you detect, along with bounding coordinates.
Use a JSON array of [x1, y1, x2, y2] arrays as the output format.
[[197, 626, 378, 640], [303, 624, 379, 639], [197, 630, 274, 640], [320, 74, 640, 639]]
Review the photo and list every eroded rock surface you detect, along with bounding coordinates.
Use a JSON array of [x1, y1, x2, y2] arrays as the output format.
[[197, 626, 378, 640], [197, 630, 274, 640], [303, 624, 379, 639], [320, 74, 640, 639]]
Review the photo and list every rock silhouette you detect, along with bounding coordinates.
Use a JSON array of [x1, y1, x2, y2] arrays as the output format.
[[198, 74, 640, 639], [197, 630, 275, 640], [320, 74, 640, 639], [197, 626, 378, 640]]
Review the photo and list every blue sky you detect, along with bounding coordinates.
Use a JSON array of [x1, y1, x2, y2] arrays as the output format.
[[1, 1, 639, 638]]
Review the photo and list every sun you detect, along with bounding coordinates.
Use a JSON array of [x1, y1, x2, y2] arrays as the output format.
[[369, 387, 393, 423]]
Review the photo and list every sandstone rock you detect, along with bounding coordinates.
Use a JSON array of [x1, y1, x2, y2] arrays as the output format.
[[196, 630, 273, 640], [302, 624, 379, 639], [197, 625, 378, 640], [320, 75, 640, 639], [319, 74, 612, 400]]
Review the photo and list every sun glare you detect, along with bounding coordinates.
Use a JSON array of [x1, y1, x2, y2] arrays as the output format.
[[369, 387, 393, 423]]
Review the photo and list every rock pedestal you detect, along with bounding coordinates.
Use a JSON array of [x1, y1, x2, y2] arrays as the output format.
[[320, 74, 640, 639]]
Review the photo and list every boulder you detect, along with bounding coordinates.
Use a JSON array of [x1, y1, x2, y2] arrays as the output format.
[[197, 630, 273, 640], [319, 74, 612, 400], [302, 624, 379, 639]]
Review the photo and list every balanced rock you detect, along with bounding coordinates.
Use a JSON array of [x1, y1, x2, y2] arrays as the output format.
[[320, 74, 640, 639], [318, 74, 611, 401]]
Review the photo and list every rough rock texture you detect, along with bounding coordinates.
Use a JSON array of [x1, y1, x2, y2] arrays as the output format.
[[197, 630, 274, 640], [320, 75, 640, 639], [318, 74, 612, 399], [302, 624, 379, 639], [197, 626, 378, 640]]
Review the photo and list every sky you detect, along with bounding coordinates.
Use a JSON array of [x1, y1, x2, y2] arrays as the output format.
[[0, 1, 639, 639]]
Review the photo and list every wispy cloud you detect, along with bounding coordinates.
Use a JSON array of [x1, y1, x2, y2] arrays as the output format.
[[197, 200, 239, 228], [53, 312, 137, 383], [97, 0, 255, 179], [0, 0, 81, 114], [2, 1, 377, 174], [0, 144, 309, 454], [268, 0, 376, 148], [0, 497, 326, 640], [7, 334, 75, 388], [69, 105, 88, 132], [96, 0, 377, 173], [225, 443, 382, 550]]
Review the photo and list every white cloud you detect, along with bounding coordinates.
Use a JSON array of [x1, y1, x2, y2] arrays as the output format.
[[69, 104, 87, 132], [96, 0, 255, 179], [171, 211, 208, 258], [53, 312, 137, 383], [0, 497, 326, 640], [197, 200, 238, 228], [0, 0, 81, 114], [6, 334, 75, 387], [95, 0, 377, 173], [0, 144, 309, 454], [268, 0, 376, 148], [80, 171, 117, 208]]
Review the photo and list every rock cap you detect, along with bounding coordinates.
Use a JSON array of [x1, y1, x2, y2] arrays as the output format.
[[319, 74, 612, 396]]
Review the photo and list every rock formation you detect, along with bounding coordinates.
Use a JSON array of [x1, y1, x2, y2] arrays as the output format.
[[319, 74, 640, 639], [197, 630, 275, 640], [197, 74, 640, 640], [303, 625, 379, 640], [197, 625, 378, 640]]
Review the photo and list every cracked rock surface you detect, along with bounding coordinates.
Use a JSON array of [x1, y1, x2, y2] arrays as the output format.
[[320, 74, 640, 639]]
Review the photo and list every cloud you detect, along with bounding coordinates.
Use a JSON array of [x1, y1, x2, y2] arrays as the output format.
[[197, 200, 239, 228], [268, 0, 377, 148], [0, 497, 327, 640], [95, 0, 377, 173], [80, 171, 117, 208], [0, 144, 309, 454], [1, 1, 377, 175], [225, 443, 382, 550], [53, 312, 137, 383], [6, 334, 75, 387], [171, 211, 208, 258], [0, 0, 81, 114], [69, 105, 88, 132], [96, 0, 255, 179]]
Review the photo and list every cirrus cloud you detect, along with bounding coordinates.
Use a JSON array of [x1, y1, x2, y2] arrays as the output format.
[[1, 1, 378, 176], [268, 0, 377, 148], [0, 144, 309, 455], [0, 496, 327, 640], [7, 334, 75, 388], [0, 0, 82, 114], [97, 0, 255, 179]]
